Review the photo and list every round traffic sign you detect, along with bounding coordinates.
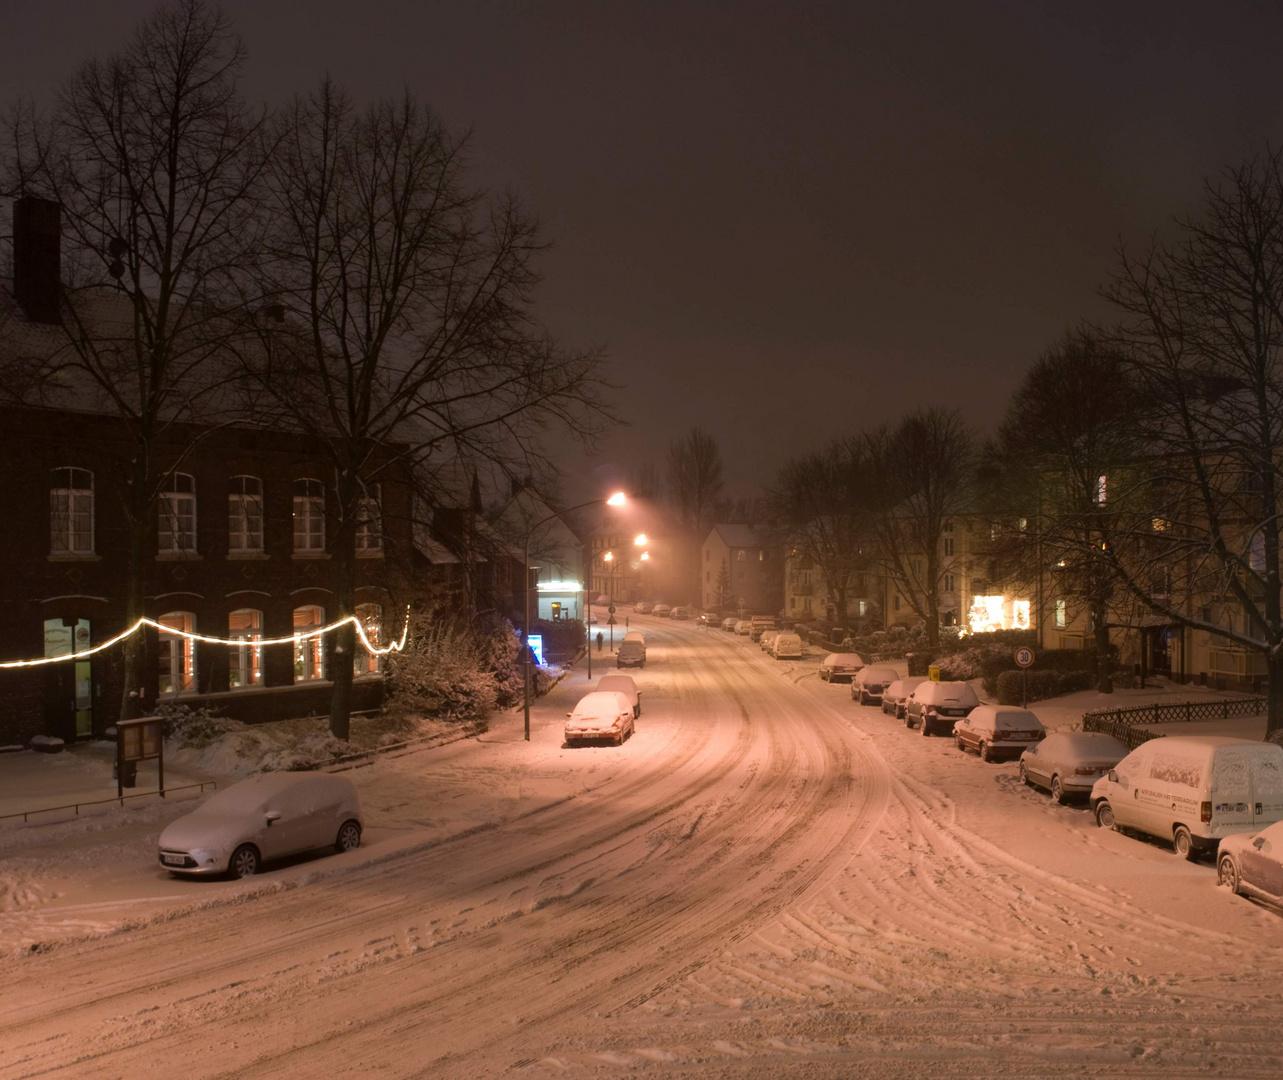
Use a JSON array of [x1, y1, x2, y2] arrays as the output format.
[[1014, 646, 1035, 668], [608, 604, 616, 614]]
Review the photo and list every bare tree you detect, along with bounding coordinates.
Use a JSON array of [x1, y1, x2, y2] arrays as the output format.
[[1102, 151, 1283, 735], [666, 427, 725, 603], [3, 0, 267, 722], [863, 408, 976, 647], [993, 330, 1143, 691], [765, 438, 871, 629], [248, 81, 609, 739]]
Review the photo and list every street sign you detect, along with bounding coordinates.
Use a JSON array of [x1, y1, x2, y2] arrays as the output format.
[[928, 665, 941, 682], [1014, 646, 1035, 669], [607, 615, 616, 625], [608, 604, 616, 614]]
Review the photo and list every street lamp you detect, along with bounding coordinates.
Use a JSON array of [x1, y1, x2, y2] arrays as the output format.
[[523, 491, 626, 741]]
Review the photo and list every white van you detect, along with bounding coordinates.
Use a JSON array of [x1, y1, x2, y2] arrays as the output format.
[[772, 632, 803, 659], [1090, 736, 1283, 860]]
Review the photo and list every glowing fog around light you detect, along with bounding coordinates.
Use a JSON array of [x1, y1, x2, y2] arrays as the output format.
[[0, 608, 411, 670]]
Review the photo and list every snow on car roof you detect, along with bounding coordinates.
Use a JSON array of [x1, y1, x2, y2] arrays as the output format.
[[967, 705, 1041, 728], [858, 665, 898, 681], [201, 771, 345, 812], [822, 653, 864, 665], [597, 674, 637, 696], [912, 680, 980, 705], [622, 631, 644, 641], [571, 691, 632, 719]]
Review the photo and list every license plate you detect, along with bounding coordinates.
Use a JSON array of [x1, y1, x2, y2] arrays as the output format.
[[161, 853, 186, 865], [941, 709, 964, 716]]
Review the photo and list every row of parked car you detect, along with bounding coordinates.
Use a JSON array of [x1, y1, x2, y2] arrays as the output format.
[[818, 652, 1283, 906], [634, 602, 692, 619]]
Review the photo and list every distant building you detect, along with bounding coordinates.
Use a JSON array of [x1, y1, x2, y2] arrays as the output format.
[[701, 525, 782, 614], [493, 485, 585, 623]]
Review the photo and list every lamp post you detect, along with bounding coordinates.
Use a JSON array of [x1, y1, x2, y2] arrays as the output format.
[[523, 491, 625, 741]]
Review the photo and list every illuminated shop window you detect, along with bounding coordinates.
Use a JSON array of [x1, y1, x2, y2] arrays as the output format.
[[228, 608, 263, 687], [293, 605, 326, 681]]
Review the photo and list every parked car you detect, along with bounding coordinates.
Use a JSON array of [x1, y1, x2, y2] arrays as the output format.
[[954, 704, 1046, 762], [670, 605, 691, 620], [721, 617, 738, 632], [819, 652, 864, 683], [760, 629, 781, 652], [751, 615, 777, 633], [617, 630, 646, 668], [158, 772, 363, 879], [881, 677, 926, 718], [634, 601, 654, 614], [596, 673, 641, 718], [736, 619, 752, 635], [852, 664, 899, 705], [1091, 736, 1283, 860], [1218, 819, 1283, 904], [904, 680, 980, 736], [565, 690, 635, 746], [1019, 731, 1129, 803], [772, 632, 804, 659], [653, 603, 672, 617]]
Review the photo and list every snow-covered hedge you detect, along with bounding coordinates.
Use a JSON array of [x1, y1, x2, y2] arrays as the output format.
[[991, 669, 1094, 705]]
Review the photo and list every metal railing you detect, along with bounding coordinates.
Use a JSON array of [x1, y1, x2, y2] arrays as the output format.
[[0, 780, 219, 824]]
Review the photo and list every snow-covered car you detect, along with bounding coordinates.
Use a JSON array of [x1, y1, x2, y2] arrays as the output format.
[[634, 601, 654, 614], [771, 632, 803, 659], [616, 630, 646, 668], [819, 652, 864, 682], [596, 673, 641, 718], [760, 629, 781, 651], [953, 704, 1046, 762], [1218, 819, 1283, 904], [736, 619, 752, 635], [852, 664, 898, 704], [565, 690, 636, 746], [670, 605, 690, 620], [1091, 736, 1283, 860], [653, 603, 672, 617], [904, 680, 980, 736], [721, 617, 738, 632], [1019, 731, 1128, 803], [881, 677, 926, 718], [158, 772, 363, 879]]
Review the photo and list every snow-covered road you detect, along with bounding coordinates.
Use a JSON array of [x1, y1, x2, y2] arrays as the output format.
[[4, 617, 1283, 1078]]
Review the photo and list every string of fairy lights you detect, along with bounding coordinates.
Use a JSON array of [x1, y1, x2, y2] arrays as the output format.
[[0, 608, 411, 670]]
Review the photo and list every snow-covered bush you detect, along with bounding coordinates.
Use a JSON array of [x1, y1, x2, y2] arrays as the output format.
[[992, 668, 1094, 705], [887, 625, 908, 642], [157, 702, 239, 748], [258, 732, 352, 772], [386, 615, 516, 724], [937, 644, 1015, 681]]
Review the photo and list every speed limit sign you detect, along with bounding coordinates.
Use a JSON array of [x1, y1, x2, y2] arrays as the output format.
[[1014, 646, 1035, 668]]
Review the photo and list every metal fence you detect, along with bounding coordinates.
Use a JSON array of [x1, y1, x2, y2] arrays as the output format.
[[1082, 695, 1266, 750], [0, 780, 218, 824]]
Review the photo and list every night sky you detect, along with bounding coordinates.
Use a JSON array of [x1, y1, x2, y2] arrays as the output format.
[[5, 1, 1283, 499]]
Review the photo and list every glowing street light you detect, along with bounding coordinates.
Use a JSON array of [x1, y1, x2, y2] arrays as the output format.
[[603, 551, 614, 561], [606, 491, 626, 506], [634, 533, 647, 546], [640, 551, 650, 561]]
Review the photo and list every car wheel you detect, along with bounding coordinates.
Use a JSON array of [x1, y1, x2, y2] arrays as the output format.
[[1095, 801, 1116, 830], [1173, 825, 1197, 861], [1018, 762, 1029, 785], [956, 733, 965, 752], [229, 844, 260, 879], [336, 820, 362, 853], [904, 712, 913, 728], [920, 717, 931, 737], [1218, 854, 1241, 895], [1050, 775, 1067, 804], [979, 740, 991, 762]]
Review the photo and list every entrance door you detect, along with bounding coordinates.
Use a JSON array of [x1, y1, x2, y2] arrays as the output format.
[[1148, 627, 1172, 678], [43, 618, 92, 740]]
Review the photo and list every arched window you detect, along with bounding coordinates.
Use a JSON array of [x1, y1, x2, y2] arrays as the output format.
[[293, 604, 326, 681], [159, 472, 197, 553], [353, 603, 383, 676], [228, 608, 263, 687], [50, 467, 94, 555], [229, 476, 263, 553], [293, 478, 325, 552], [158, 611, 197, 695]]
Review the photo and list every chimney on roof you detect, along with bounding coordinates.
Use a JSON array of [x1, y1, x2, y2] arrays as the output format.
[[13, 197, 62, 325]]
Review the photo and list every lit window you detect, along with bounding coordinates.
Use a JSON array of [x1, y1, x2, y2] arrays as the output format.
[[1018, 517, 1028, 532], [159, 473, 197, 553], [229, 476, 263, 553], [293, 605, 326, 681], [50, 467, 94, 555], [1095, 474, 1107, 504], [1151, 517, 1167, 533], [353, 603, 383, 676], [158, 611, 197, 694], [1054, 600, 1067, 628], [355, 489, 382, 554], [293, 479, 325, 552], [1013, 600, 1031, 629], [228, 608, 263, 687]]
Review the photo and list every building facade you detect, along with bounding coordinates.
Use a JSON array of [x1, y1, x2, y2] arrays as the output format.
[[701, 524, 782, 615]]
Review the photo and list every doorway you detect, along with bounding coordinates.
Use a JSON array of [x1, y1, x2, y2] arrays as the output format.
[[43, 617, 92, 740]]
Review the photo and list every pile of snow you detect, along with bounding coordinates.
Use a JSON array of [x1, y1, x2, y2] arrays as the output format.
[[28, 736, 64, 753]]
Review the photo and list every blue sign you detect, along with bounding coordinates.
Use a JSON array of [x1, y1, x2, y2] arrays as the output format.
[[527, 634, 545, 666]]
